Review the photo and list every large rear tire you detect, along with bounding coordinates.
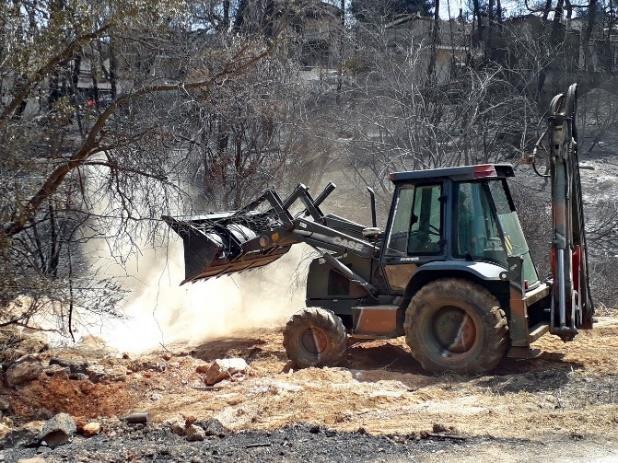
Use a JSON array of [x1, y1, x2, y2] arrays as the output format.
[[404, 278, 509, 374], [283, 308, 347, 368]]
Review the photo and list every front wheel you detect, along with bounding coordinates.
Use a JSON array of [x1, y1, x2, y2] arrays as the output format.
[[404, 278, 509, 374], [283, 308, 347, 368]]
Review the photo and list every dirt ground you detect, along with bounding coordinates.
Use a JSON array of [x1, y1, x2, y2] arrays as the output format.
[[147, 316, 618, 438], [4, 314, 618, 461]]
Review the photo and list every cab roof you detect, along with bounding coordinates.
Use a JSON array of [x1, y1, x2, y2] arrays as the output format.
[[389, 164, 514, 183]]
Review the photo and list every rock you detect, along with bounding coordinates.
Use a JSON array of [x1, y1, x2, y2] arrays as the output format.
[[196, 418, 229, 437], [17, 458, 47, 463], [49, 357, 88, 375], [184, 416, 196, 426], [17, 332, 48, 356], [185, 424, 205, 442], [123, 412, 149, 424], [80, 382, 97, 394], [172, 421, 185, 436], [128, 358, 166, 373], [5, 357, 44, 387], [84, 364, 106, 382], [43, 364, 70, 377], [432, 423, 455, 434], [204, 358, 248, 386], [106, 366, 127, 382], [82, 364, 127, 383], [0, 328, 48, 365], [0, 325, 22, 362], [39, 413, 76, 448], [195, 363, 210, 374], [80, 422, 101, 437], [163, 417, 185, 436], [3, 421, 44, 448], [68, 373, 88, 381]]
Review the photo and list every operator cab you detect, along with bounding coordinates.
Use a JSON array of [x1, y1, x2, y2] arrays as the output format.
[[385, 164, 539, 289]]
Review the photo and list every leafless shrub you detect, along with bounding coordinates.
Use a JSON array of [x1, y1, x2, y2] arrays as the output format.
[[0, 0, 308, 336]]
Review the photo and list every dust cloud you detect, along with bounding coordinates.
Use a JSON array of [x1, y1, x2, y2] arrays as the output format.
[[74, 159, 310, 353], [86, 238, 309, 353]]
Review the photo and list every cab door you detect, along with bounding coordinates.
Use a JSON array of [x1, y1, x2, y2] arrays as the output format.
[[380, 182, 446, 293]]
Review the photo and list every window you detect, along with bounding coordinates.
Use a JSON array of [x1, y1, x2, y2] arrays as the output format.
[[408, 184, 442, 254], [385, 187, 415, 256], [385, 184, 443, 256], [454, 182, 507, 265], [487, 180, 540, 285]]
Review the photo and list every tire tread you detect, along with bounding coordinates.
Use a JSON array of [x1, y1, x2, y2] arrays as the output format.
[[404, 278, 509, 374], [283, 307, 347, 368]]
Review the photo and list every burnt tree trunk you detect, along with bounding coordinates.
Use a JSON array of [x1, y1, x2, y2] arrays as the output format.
[[222, 0, 230, 30], [582, 0, 598, 71], [428, 0, 440, 79], [487, 0, 495, 59], [542, 0, 553, 21], [472, 0, 483, 47]]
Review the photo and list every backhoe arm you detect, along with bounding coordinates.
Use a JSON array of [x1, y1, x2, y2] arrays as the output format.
[[544, 83, 594, 338]]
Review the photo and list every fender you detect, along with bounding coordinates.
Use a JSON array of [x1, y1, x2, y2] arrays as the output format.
[[415, 260, 506, 281], [401, 260, 510, 316]]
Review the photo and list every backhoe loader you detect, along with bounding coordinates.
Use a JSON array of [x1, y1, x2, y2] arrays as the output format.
[[164, 83, 593, 374]]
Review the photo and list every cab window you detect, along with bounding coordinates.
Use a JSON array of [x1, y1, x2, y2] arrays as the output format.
[[385, 184, 442, 256], [454, 182, 507, 265], [488, 180, 540, 285]]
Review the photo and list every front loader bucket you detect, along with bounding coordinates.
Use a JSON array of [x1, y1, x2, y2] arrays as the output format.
[[162, 213, 293, 284]]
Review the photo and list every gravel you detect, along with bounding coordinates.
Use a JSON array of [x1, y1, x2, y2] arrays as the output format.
[[3, 423, 475, 462]]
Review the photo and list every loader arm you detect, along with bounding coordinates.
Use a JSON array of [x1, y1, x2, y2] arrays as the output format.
[[163, 183, 378, 286]]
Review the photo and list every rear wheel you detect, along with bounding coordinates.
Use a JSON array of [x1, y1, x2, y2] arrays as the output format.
[[404, 278, 509, 374], [283, 308, 347, 368]]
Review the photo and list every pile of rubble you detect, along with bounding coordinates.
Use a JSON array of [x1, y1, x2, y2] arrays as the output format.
[[0, 325, 254, 455], [1, 409, 232, 451]]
